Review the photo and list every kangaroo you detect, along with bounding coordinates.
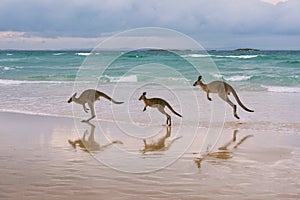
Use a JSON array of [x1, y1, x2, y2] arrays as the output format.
[[193, 75, 254, 119], [68, 89, 123, 122], [139, 92, 182, 126]]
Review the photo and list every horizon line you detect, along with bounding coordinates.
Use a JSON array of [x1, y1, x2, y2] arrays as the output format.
[[1, 48, 300, 51]]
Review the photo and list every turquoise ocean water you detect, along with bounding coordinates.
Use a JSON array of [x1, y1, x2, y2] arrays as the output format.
[[0, 50, 299, 119]]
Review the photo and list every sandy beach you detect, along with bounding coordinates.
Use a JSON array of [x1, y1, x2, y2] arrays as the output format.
[[0, 111, 299, 200], [1, 0, 300, 199]]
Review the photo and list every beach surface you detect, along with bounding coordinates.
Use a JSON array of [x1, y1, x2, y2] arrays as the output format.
[[1, 50, 299, 199], [0, 111, 299, 200]]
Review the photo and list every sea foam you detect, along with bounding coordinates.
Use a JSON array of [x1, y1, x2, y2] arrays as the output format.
[[53, 53, 65, 56], [181, 54, 211, 58], [262, 85, 300, 93], [3, 66, 13, 71], [75, 52, 92, 56], [181, 54, 259, 59], [0, 79, 71, 85], [226, 75, 253, 81], [101, 75, 138, 83]]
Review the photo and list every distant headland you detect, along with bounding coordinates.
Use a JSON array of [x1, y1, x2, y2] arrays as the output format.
[[234, 48, 260, 51]]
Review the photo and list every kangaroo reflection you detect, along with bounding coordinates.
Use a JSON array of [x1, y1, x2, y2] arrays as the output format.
[[141, 126, 181, 154], [195, 130, 253, 168], [68, 121, 123, 152]]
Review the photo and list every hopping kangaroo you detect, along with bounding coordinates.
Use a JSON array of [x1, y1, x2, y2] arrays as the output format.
[[193, 75, 254, 119], [139, 92, 182, 126], [68, 89, 123, 122]]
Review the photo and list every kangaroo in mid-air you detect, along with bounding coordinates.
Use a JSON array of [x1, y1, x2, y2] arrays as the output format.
[[68, 89, 123, 122], [139, 92, 182, 126], [193, 75, 254, 119]]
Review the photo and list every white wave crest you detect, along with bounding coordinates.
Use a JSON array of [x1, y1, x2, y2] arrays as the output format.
[[0, 109, 73, 119], [101, 75, 138, 83], [181, 54, 211, 58], [3, 66, 14, 71], [211, 74, 223, 79], [0, 79, 71, 85], [261, 85, 300, 93], [225, 75, 253, 81], [167, 77, 189, 81], [75, 52, 92, 56], [0, 79, 24, 85], [0, 58, 23, 62], [53, 53, 65, 56], [182, 54, 258, 59]]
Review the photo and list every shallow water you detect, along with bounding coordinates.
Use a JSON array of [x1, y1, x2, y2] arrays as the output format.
[[0, 50, 300, 120], [0, 112, 299, 199]]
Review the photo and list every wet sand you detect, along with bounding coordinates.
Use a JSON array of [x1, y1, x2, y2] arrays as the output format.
[[0, 112, 299, 199]]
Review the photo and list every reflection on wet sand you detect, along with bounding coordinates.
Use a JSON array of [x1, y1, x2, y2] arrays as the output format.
[[195, 130, 253, 168], [141, 126, 182, 154], [68, 121, 123, 152]]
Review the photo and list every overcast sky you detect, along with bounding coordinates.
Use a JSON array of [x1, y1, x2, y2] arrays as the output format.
[[0, 0, 299, 50]]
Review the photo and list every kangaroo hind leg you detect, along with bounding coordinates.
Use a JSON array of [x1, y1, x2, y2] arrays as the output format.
[[157, 105, 171, 126], [82, 103, 96, 122], [218, 93, 239, 119]]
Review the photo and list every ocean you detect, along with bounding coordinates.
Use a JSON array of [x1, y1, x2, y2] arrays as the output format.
[[0, 50, 299, 126]]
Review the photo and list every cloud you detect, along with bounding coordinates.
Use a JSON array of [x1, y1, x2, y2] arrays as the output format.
[[0, 0, 299, 49], [261, 0, 288, 5], [0, 31, 106, 50], [0, 31, 25, 38], [0, 29, 203, 50]]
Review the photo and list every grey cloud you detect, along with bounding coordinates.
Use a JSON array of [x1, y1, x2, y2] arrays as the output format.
[[0, 0, 299, 49], [0, 0, 299, 37]]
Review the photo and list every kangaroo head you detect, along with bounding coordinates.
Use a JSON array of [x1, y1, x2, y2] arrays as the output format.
[[67, 93, 77, 103], [193, 75, 202, 86], [139, 92, 146, 100]]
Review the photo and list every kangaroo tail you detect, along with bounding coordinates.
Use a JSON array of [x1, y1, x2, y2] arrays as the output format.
[[166, 103, 182, 118], [230, 86, 254, 112], [97, 91, 124, 104]]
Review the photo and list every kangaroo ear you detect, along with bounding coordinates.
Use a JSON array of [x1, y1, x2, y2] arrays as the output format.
[[198, 75, 202, 81], [143, 92, 146, 96], [73, 93, 77, 96]]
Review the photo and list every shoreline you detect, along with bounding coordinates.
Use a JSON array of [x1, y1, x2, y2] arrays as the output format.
[[1, 107, 299, 133]]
